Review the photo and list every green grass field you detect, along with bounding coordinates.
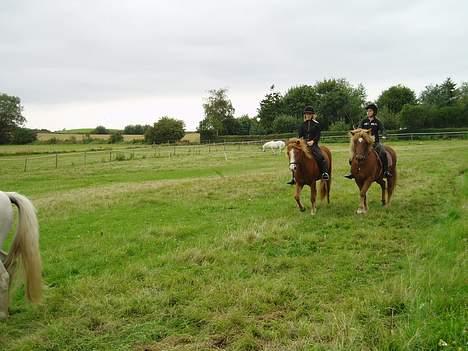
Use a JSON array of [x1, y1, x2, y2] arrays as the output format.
[[0, 140, 466, 350]]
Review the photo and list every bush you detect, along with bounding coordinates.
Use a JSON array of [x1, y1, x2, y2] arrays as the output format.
[[93, 125, 109, 134], [109, 132, 124, 144], [11, 127, 37, 144], [145, 117, 185, 144], [328, 120, 350, 132]]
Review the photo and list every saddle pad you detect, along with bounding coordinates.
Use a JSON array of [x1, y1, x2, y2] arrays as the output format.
[[385, 151, 393, 168]]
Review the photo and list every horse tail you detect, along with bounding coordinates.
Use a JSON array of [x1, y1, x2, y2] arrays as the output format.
[[4, 193, 42, 303], [385, 147, 397, 203], [320, 147, 332, 203]]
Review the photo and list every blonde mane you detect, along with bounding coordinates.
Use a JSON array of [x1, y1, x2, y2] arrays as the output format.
[[287, 138, 313, 159], [349, 128, 374, 159]]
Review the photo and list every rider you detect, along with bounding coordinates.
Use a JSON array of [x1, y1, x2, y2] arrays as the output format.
[[287, 106, 329, 184], [344, 102, 392, 179]]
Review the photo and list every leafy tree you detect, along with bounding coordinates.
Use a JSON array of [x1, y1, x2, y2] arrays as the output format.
[[419, 77, 458, 107], [272, 114, 298, 133], [249, 118, 267, 135], [145, 116, 185, 144], [400, 104, 430, 130], [199, 88, 235, 136], [314, 79, 366, 129], [237, 114, 252, 135], [377, 107, 400, 130], [222, 116, 241, 135], [456, 81, 468, 104], [257, 86, 284, 133], [12, 127, 37, 144], [282, 85, 318, 121], [93, 125, 109, 134], [377, 85, 417, 113], [123, 124, 149, 134], [0, 93, 26, 144], [197, 119, 217, 142]]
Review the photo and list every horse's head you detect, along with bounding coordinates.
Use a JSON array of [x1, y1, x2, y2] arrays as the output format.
[[286, 138, 312, 171], [349, 128, 374, 161]]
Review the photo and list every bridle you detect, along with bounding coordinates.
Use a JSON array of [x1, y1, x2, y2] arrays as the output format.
[[354, 138, 371, 162], [288, 146, 302, 169]]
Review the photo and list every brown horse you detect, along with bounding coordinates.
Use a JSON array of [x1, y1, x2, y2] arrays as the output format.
[[286, 138, 332, 215], [349, 129, 397, 214]]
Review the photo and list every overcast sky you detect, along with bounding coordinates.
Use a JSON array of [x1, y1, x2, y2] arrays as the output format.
[[1, 0, 467, 131]]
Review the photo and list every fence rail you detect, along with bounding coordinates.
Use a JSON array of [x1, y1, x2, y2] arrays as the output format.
[[0, 131, 466, 172]]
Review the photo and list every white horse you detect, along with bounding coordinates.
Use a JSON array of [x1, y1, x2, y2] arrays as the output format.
[[0, 191, 42, 319], [262, 140, 286, 153]]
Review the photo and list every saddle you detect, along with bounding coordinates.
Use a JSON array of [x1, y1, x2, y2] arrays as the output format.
[[373, 150, 393, 169]]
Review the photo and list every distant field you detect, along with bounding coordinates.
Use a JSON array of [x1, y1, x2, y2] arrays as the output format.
[[181, 132, 200, 143], [36, 132, 200, 144], [36, 132, 144, 142], [0, 139, 466, 350]]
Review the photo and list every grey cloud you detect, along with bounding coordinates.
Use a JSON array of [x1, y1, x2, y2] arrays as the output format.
[[1, 0, 467, 109]]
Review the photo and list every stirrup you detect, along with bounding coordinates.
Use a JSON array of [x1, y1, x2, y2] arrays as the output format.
[[287, 179, 296, 185], [322, 172, 329, 180], [344, 173, 354, 179], [384, 171, 392, 178]]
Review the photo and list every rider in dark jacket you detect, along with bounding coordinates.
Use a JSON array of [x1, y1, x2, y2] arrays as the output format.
[[344, 102, 392, 179], [287, 106, 329, 184]]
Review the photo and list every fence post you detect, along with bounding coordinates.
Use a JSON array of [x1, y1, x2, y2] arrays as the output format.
[[24, 158, 28, 172]]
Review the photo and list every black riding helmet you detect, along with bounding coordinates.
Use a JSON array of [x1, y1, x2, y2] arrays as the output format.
[[303, 106, 315, 114], [365, 102, 378, 115]]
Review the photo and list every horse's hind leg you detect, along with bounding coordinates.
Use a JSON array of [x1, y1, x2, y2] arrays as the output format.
[[386, 176, 395, 205], [377, 179, 387, 206], [0, 261, 9, 319], [294, 184, 305, 212]]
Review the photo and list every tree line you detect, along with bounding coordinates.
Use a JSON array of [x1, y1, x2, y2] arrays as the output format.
[[198, 77, 468, 142], [1, 77, 467, 145]]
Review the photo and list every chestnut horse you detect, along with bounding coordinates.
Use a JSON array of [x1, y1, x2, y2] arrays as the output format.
[[286, 138, 332, 215], [0, 191, 42, 319], [349, 129, 397, 214]]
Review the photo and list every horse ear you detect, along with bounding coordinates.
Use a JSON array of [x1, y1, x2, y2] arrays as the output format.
[[365, 129, 372, 134], [350, 130, 357, 136]]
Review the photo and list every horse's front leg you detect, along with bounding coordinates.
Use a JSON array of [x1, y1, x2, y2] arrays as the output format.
[[310, 182, 317, 215], [294, 184, 305, 212], [357, 180, 372, 214], [376, 179, 387, 206], [0, 261, 9, 319]]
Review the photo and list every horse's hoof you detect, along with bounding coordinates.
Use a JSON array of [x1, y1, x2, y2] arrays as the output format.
[[0, 311, 8, 320], [310, 210, 316, 216], [300, 207, 306, 212], [356, 208, 365, 214]]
